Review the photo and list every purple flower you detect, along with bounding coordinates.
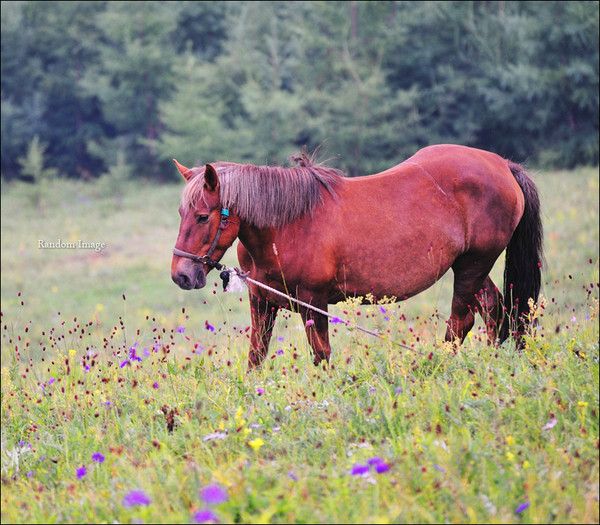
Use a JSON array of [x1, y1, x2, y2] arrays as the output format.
[[153, 382, 159, 389], [394, 386, 403, 395], [329, 316, 344, 324], [288, 471, 298, 481], [515, 501, 530, 514], [200, 484, 228, 505], [205, 321, 215, 332], [123, 490, 151, 507], [48, 377, 55, 385], [192, 509, 219, 524], [375, 462, 391, 474], [26, 470, 34, 478], [276, 336, 284, 342], [76, 465, 87, 479], [433, 464, 446, 473], [92, 452, 105, 463], [143, 347, 151, 357], [129, 345, 142, 362], [276, 349, 284, 356], [350, 464, 369, 476], [379, 306, 387, 314], [120, 359, 130, 368], [256, 387, 265, 396], [176, 325, 185, 333], [367, 457, 384, 466]]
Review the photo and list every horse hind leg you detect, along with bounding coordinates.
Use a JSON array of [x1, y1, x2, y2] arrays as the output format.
[[475, 276, 504, 345], [445, 254, 500, 344]]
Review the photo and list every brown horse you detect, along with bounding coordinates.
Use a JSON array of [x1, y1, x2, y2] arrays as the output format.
[[171, 145, 543, 368]]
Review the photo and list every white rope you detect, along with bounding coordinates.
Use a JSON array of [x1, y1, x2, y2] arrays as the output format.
[[227, 268, 414, 351]]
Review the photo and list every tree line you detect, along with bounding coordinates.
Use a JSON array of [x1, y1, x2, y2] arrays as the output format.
[[1, 1, 598, 181]]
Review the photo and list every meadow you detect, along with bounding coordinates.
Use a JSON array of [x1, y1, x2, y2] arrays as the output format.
[[1, 167, 598, 523]]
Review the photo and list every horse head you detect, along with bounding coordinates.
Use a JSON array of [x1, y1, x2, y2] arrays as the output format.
[[171, 160, 240, 290]]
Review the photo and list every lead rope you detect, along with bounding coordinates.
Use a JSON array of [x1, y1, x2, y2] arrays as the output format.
[[221, 266, 415, 352]]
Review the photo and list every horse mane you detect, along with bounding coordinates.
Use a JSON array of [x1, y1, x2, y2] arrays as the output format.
[[181, 152, 344, 228]]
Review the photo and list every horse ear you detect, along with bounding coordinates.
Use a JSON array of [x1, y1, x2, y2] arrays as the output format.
[[204, 163, 219, 192], [173, 159, 192, 181]]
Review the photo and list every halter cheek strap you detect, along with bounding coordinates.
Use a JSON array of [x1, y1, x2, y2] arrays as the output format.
[[173, 208, 230, 270]]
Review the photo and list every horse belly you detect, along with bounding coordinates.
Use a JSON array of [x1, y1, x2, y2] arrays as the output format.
[[333, 238, 458, 302], [331, 185, 464, 302]]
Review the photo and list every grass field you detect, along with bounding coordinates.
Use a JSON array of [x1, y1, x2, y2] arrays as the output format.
[[1, 167, 599, 523]]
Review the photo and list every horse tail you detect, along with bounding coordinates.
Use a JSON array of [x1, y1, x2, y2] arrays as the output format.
[[499, 161, 544, 345]]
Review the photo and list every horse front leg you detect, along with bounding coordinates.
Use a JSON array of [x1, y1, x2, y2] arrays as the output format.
[[299, 305, 331, 366], [248, 292, 279, 370]]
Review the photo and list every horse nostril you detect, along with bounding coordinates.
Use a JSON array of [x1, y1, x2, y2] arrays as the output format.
[[173, 272, 192, 289]]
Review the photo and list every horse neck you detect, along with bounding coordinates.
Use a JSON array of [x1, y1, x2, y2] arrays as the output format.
[[237, 220, 277, 267]]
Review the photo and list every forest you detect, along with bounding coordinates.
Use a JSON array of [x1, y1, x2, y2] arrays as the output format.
[[1, 1, 599, 180]]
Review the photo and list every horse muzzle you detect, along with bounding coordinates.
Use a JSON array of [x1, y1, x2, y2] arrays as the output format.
[[172, 265, 206, 290]]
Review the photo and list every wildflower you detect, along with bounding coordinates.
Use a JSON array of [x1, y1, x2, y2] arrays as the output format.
[[505, 435, 515, 446], [367, 457, 384, 466], [515, 501, 530, 514], [542, 417, 557, 430], [276, 349, 284, 356], [143, 348, 151, 357], [48, 377, 56, 385], [205, 321, 215, 332], [176, 325, 185, 333], [276, 336, 284, 342], [26, 470, 34, 478], [329, 316, 344, 324], [350, 464, 369, 476], [200, 484, 228, 505], [394, 386, 403, 395], [305, 319, 315, 327], [96, 303, 104, 312], [69, 349, 76, 357], [578, 401, 588, 408], [203, 432, 227, 442], [379, 306, 387, 314], [256, 387, 265, 396], [152, 382, 159, 389], [122, 489, 151, 507], [192, 509, 219, 523], [288, 471, 298, 481], [375, 462, 391, 474], [76, 465, 87, 479], [129, 345, 142, 362], [433, 464, 446, 473], [92, 452, 105, 463], [248, 438, 265, 452]]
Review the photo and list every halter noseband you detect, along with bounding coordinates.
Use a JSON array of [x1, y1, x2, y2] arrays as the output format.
[[172, 208, 230, 270]]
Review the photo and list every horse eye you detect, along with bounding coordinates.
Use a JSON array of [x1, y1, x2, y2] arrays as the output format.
[[196, 215, 209, 224]]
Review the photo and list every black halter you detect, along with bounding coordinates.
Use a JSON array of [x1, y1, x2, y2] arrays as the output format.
[[172, 208, 230, 270]]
